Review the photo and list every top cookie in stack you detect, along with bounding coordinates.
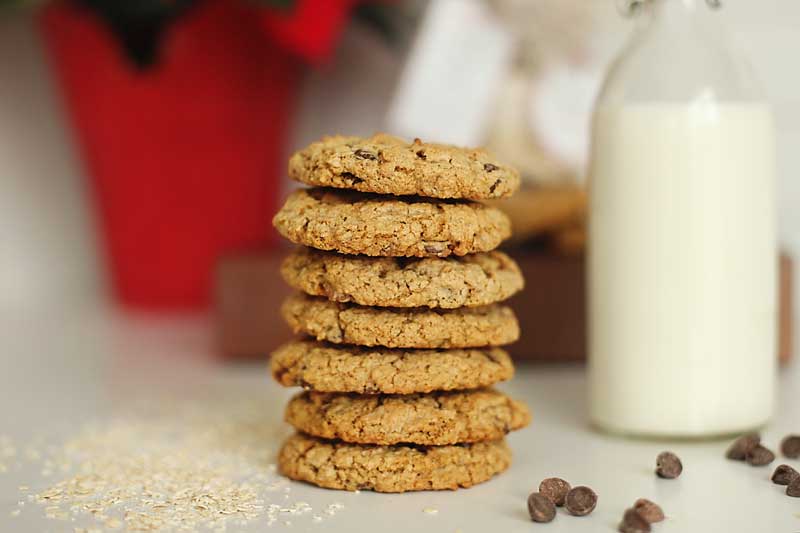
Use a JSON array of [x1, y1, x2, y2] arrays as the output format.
[[271, 134, 530, 493]]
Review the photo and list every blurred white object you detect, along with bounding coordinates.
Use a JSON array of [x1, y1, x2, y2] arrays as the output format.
[[386, 0, 513, 146], [485, 73, 574, 186], [0, 12, 103, 313], [588, 0, 777, 437], [484, 0, 605, 183], [490, 0, 600, 69], [528, 63, 602, 177]]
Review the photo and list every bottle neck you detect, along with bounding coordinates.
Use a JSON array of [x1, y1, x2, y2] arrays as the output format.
[[647, 0, 720, 15], [640, 0, 718, 31]]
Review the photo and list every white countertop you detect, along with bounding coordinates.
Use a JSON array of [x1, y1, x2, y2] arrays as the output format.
[[1, 306, 798, 533]]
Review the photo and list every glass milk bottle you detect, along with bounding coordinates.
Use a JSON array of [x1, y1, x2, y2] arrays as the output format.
[[588, 0, 777, 437]]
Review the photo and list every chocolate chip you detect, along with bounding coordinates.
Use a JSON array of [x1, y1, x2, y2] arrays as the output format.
[[488, 179, 501, 194], [527, 492, 556, 523], [726, 433, 761, 460], [565, 486, 597, 516], [340, 172, 364, 184], [354, 149, 377, 161], [539, 477, 571, 506], [633, 498, 664, 523], [415, 150, 427, 160], [655, 451, 682, 479], [788, 476, 800, 497], [618, 508, 651, 533], [771, 464, 800, 485], [781, 435, 800, 459], [483, 163, 499, 172], [746, 444, 775, 466]]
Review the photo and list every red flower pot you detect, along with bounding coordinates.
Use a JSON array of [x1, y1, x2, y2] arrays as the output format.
[[39, 0, 301, 309]]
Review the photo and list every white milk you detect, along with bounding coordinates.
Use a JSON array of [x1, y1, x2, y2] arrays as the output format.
[[588, 103, 777, 437]]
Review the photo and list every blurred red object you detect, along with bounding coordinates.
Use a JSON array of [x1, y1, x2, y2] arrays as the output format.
[[39, 0, 304, 310], [262, 0, 359, 64]]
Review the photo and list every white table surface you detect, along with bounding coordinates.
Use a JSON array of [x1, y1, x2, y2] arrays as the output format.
[[1, 306, 798, 533]]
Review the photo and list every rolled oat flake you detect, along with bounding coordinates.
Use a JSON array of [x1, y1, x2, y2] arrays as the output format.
[[539, 477, 571, 507], [726, 433, 761, 460], [633, 498, 664, 523], [781, 435, 800, 459], [565, 486, 598, 516], [618, 508, 651, 533], [527, 492, 556, 523], [771, 464, 800, 486], [655, 451, 682, 479], [745, 444, 775, 466]]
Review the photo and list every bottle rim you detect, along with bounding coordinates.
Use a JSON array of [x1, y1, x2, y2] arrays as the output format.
[[617, 0, 722, 18]]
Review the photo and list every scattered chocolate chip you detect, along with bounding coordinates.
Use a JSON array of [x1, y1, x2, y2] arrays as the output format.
[[488, 179, 502, 194], [483, 163, 499, 172], [771, 464, 800, 485], [415, 150, 427, 160], [726, 433, 761, 460], [527, 492, 556, 523], [565, 486, 597, 516], [746, 444, 775, 466], [354, 149, 377, 160], [788, 477, 800, 497], [539, 477, 571, 506], [655, 451, 683, 479], [633, 498, 664, 523], [618, 508, 651, 533], [781, 435, 800, 459]]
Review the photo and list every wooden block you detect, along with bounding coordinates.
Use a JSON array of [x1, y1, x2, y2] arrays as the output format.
[[214, 252, 292, 359], [780, 254, 793, 364]]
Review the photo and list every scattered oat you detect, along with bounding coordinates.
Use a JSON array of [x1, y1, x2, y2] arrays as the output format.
[[25, 449, 41, 461], [10, 509, 21, 517], [18, 485, 29, 492], [312, 515, 323, 522], [423, 507, 439, 515], [21, 395, 342, 530]]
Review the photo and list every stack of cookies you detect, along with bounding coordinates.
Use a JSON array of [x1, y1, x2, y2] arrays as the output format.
[[271, 134, 530, 493]]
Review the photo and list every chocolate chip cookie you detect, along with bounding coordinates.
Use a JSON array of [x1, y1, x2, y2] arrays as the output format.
[[284, 389, 530, 445], [272, 188, 511, 257], [278, 432, 512, 492], [281, 293, 519, 349], [280, 248, 524, 309], [288, 134, 520, 200], [271, 341, 515, 394]]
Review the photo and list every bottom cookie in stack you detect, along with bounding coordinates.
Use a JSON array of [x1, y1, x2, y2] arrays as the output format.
[[279, 433, 512, 493]]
